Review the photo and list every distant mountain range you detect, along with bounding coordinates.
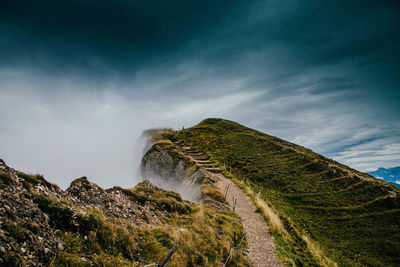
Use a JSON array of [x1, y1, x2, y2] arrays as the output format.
[[368, 166, 400, 188]]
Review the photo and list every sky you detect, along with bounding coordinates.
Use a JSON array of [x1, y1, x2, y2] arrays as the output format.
[[1, 0, 399, 189]]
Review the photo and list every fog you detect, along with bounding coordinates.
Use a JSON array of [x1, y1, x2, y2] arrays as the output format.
[[0, 70, 244, 190], [1, 0, 400, 190], [140, 175, 202, 202], [1, 65, 400, 191]]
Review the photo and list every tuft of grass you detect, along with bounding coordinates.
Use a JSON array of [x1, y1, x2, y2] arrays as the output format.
[[0, 171, 13, 188], [130, 182, 192, 214], [33, 194, 76, 231], [0, 251, 25, 267], [254, 197, 285, 233], [201, 184, 226, 203], [26, 221, 40, 234], [3, 222, 25, 241]]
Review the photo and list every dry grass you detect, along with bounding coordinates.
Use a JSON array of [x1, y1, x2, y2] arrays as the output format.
[[254, 197, 285, 233], [44, 182, 249, 266], [300, 234, 338, 267]]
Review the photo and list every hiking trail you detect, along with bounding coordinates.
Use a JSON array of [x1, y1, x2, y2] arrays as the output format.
[[178, 144, 283, 267]]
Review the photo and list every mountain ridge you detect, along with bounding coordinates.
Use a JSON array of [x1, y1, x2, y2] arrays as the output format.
[[169, 118, 400, 266], [2, 118, 399, 266], [368, 166, 400, 188]]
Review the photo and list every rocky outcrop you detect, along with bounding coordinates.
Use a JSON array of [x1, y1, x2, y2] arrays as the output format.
[[0, 159, 248, 266], [0, 160, 172, 266], [141, 140, 207, 201], [0, 160, 62, 266]]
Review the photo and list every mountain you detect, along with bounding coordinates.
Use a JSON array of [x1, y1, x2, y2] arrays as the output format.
[[169, 118, 400, 266], [2, 118, 399, 266], [368, 167, 400, 188], [0, 159, 248, 266]]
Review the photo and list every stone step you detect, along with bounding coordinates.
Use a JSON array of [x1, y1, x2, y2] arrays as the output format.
[[197, 164, 215, 168], [206, 168, 222, 173], [188, 153, 204, 156], [196, 160, 213, 164], [192, 155, 209, 160]]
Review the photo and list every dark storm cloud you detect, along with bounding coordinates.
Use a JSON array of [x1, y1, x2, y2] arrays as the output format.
[[1, 0, 399, 98], [0, 0, 250, 76]]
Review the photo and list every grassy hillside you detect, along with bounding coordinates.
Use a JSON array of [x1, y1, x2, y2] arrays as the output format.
[[169, 118, 400, 266]]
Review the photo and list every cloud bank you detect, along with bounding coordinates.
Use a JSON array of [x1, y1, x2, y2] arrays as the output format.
[[0, 0, 399, 188]]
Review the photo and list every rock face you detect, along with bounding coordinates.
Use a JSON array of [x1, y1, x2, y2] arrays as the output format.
[[0, 160, 167, 266], [0, 160, 62, 266], [141, 140, 207, 201]]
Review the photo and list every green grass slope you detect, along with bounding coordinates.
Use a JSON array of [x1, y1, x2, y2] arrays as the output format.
[[170, 118, 400, 266]]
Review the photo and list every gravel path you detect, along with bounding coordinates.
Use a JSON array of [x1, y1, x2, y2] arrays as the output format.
[[214, 173, 283, 267], [180, 145, 283, 266]]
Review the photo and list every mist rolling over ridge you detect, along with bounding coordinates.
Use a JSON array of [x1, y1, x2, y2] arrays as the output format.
[[0, 0, 399, 205]]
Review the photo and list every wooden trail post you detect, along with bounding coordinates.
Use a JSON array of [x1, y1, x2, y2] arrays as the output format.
[[158, 245, 178, 267], [232, 197, 237, 212], [224, 184, 230, 198], [143, 245, 178, 267]]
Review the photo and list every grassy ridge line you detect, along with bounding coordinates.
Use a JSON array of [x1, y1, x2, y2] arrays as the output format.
[[169, 118, 400, 266]]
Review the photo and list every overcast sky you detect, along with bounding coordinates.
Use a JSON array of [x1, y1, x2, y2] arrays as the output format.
[[1, 0, 399, 189]]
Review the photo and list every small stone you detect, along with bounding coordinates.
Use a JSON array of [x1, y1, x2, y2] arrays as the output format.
[[21, 247, 26, 253], [57, 243, 64, 251], [44, 248, 49, 254], [0, 246, 5, 253], [43, 213, 49, 223]]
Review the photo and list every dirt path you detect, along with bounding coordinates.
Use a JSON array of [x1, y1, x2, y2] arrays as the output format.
[[214, 173, 283, 267], [178, 144, 283, 266]]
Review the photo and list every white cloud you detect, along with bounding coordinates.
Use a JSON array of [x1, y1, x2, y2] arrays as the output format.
[[0, 60, 399, 190]]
